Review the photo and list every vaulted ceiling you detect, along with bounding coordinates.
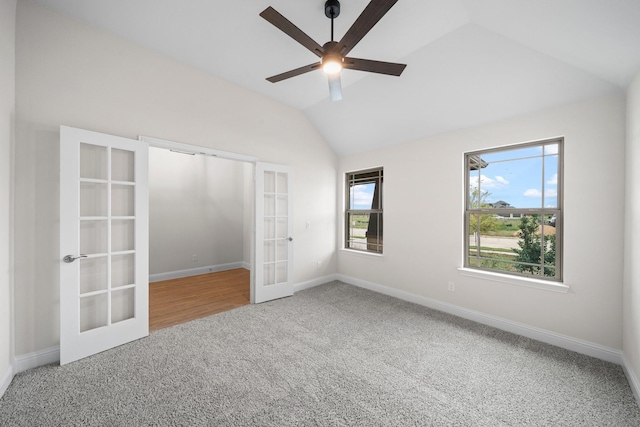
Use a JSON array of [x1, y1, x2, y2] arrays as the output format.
[[31, 0, 640, 155]]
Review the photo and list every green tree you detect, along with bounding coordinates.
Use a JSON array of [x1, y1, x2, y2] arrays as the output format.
[[543, 233, 556, 276], [512, 215, 556, 276], [468, 188, 499, 235]]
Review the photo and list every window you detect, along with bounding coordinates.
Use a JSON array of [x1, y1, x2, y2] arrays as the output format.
[[465, 138, 562, 281], [345, 168, 383, 253]]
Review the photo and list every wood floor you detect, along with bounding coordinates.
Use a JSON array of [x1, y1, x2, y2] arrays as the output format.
[[149, 268, 250, 331]]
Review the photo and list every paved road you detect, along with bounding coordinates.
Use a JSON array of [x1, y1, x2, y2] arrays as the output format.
[[478, 236, 519, 249]]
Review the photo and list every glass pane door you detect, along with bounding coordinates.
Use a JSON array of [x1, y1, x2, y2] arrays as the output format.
[[60, 126, 148, 365], [78, 143, 137, 332], [254, 162, 293, 303], [263, 170, 290, 286]]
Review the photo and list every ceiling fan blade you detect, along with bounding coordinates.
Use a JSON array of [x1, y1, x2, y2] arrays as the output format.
[[343, 57, 406, 76], [336, 0, 398, 57], [260, 7, 325, 58], [328, 74, 343, 102], [266, 62, 322, 83]]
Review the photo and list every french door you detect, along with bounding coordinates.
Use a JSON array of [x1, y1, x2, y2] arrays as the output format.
[[60, 126, 149, 365], [254, 162, 294, 303]]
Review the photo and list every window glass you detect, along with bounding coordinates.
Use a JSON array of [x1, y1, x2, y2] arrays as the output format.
[[465, 139, 562, 281], [350, 183, 376, 210], [474, 157, 543, 209], [346, 168, 383, 253]]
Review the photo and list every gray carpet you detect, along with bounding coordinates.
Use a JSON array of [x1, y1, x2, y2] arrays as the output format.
[[1, 281, 639, 426]]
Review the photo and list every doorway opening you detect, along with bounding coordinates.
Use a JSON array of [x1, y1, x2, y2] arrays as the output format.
[[147, 145, 254, 330]]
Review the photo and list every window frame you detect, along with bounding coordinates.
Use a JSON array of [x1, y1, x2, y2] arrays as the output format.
[[464, 138, 563, 282], [345, 167, 383, 254]]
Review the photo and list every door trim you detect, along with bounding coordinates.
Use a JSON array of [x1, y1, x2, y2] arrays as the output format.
[[139, 135, 259, 163]]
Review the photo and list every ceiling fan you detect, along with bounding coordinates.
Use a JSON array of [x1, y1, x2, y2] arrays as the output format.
[[260, 0, 407, 101]]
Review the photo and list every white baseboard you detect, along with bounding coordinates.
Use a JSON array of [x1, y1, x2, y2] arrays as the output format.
[[622, 354, 640, 404], [0, 363, 14, 398], [149, 262, 248, 283], [336, 274, 623, 365], [14, 346, 60, 373], [293, 274, 339, 293]]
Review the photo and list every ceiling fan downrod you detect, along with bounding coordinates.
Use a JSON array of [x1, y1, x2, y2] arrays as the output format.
[[325, 0, 340, 42]]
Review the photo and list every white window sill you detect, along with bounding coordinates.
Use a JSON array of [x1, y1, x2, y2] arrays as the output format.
[[457, 268, 569, 293], [340, 248, 385, 259]]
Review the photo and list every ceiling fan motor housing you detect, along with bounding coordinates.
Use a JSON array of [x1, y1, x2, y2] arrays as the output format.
[[325, 0, 340, 19], [323, 41, 340, 54], [321, 41, 343, 74]]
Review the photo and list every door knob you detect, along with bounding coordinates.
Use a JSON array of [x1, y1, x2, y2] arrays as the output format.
[[63, 254, 87, 263]]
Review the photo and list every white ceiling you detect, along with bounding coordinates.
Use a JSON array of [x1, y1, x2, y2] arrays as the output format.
[[31, 0, 640, 156]]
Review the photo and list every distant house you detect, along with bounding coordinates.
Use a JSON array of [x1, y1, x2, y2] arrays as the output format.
[[489, 200, 521, 218], [490, 200, 512, 209]]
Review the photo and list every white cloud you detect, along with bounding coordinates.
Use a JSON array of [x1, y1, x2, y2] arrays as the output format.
[[544, 144, 559, 155], [470, 175, 507, 189], [351, 185, 374, 208], [547, 174, 558, 185], [524, 188, 558, 198]]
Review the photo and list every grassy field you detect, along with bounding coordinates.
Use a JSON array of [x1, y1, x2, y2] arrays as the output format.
[[349, 214, 371, 229], [482, 215, 554, 237], [483, 217, 521, 237], [350, 215, 527, 234], [351, 215, 369, 228], [350, 214, 553, 237]]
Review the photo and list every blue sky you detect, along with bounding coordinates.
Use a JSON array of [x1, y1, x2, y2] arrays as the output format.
[[350, 183, 376, 210], [470, 144, 559, 209]]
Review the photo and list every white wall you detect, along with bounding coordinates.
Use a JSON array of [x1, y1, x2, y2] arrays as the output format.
[[14, 1, 337, 357], [339, 94, 626, 349], [623, 72, 640, 388], [0, 0, 16, 393], [149, 148, 246, 276]]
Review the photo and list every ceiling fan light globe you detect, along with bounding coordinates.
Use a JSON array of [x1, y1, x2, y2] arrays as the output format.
[[322, 60, 342, 75], [322, 51, 343, 75]]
